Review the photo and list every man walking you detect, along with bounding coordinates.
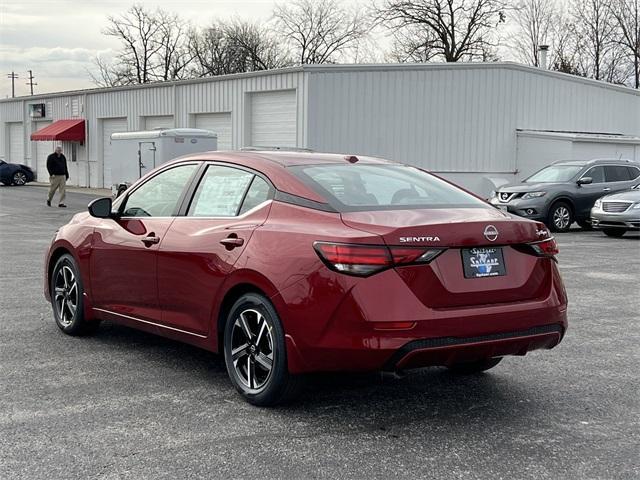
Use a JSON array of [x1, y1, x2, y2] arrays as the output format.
[[46, 146, 68, 208]]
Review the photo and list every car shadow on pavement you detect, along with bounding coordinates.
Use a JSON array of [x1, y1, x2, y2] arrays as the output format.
[[85, 321, 544, 429]]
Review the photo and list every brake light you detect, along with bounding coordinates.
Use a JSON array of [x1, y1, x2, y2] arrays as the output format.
[[529, 237, 559, 257], [314, 242, 443, 276]]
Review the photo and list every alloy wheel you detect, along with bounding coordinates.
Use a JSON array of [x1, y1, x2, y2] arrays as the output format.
[[553, 206, 571, 230], [13, 171, 27, 185], [54, 265, 78, 327], [230, 309, 274, 390]]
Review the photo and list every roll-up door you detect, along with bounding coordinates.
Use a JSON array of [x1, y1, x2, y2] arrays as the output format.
[[102, 117, 128, 187], [249, 90, 296, 147], [144, 116, 173, 130], [9, 122, 24, 164], [194, 113, 231, 150]]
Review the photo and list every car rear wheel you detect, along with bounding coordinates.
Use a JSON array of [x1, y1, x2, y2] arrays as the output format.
[[51, 254, 100, 335], [548, 202, 573, 232], [447, 357, 502, 374], [603, 228, 627, 238], [223, 293, 303, 406], [12, 171, 27, 186]]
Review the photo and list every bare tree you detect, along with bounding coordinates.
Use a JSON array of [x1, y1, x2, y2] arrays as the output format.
[[274, 0, 370, 64], [101, 4, 163, 84], [570, 0, 620, 80], [189, 20, 289, 77], [154, 10, 194, 81], [224, 20, 291, 71], [376, 0, 507, 62], [610, 0, 640, 87], [510, 0, 557, 66]]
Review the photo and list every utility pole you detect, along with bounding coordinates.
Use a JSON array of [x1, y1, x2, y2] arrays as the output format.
[[26, 70, 37, 95], [7, 71, 18, 98]]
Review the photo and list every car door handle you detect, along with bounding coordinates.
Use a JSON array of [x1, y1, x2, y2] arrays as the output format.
[[603, 188, 611, 192], [220, 237, 244, 249], [141, 235, 160, 246]]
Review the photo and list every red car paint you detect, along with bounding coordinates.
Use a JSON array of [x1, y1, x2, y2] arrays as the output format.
[[45, 152, 568, 374]]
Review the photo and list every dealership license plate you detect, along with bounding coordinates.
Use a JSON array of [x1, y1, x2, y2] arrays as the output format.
[[461, 247, 506, 278]]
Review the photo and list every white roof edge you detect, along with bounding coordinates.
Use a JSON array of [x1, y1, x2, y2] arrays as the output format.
[[111, 128, 217, 140], [303, 62, 640, 96], [517, 129, 640, 144], [2, 61, 638, 104]]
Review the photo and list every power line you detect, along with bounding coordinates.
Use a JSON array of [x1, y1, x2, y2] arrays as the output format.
[[26, 70, 37, 96], [7, 72, 18, 98]]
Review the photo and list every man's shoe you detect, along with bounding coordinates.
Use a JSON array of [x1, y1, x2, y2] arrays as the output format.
[[46, 200, 51, 207], [58, 204, 67, 208]]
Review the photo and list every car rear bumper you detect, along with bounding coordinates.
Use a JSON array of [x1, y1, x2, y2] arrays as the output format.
[[276, 261, 568, 374], [383, 324, 563, 370]]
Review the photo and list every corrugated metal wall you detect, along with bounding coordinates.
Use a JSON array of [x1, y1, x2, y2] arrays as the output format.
[[2, 63, 639, 191], [0, 69, 307, 187], [306, 64, 640, 190]]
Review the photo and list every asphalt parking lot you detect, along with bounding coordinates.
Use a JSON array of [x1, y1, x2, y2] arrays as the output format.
[[1, 185, 638, 480]]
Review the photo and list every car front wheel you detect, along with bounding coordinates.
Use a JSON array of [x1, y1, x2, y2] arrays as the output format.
[[603, 228, 626, 238], [51, 254, 100, 335], [548, 202, 573, 232], [12, 171, 27, 186], [223, 293, 303, 406]]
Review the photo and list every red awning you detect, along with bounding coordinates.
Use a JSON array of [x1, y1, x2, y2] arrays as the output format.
[[31, 119, 85, 142]]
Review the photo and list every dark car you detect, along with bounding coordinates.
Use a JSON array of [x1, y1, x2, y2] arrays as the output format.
[[0, 159, 35, 186], [489, 159, 640, 232], [45, 151, 567, 406]]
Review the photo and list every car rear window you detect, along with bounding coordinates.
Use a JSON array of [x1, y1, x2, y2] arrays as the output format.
[[290, 164, 486, 211]]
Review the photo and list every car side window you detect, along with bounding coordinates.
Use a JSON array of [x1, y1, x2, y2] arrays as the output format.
[[583, 166, 605, 183], [239, 176, 272, 215], [605, 165, 631, 182], [122, 164, 198, 217], [188, 165, 254, 217], [627, 167, 640, 180]]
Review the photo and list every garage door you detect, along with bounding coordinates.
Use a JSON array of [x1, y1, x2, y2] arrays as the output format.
[[33, 122, 53, 182], [8, 122, 24, 164], [249, 90, 297, 147], [102, 118, 128, 187], [194, 113, 231, 150], [145, 115, 173, 130]]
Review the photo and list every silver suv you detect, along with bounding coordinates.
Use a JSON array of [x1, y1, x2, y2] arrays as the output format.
[[489, 159, 640, 232]]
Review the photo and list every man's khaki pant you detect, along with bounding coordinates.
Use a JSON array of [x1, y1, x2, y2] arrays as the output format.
[[48, 175, 66, 203]]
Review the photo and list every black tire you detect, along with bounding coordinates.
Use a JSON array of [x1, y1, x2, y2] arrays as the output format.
[[576, 219, 592, 231], [223, 293, 303, 406], [603, 228, 626, 238], [50, 254, 100, 335], [12, 170, 28, 186], [548, 201, 573, 232], [447, 357, 502, 374]]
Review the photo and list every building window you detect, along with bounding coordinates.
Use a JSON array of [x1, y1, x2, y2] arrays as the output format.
[[71, 143, 77, 162]]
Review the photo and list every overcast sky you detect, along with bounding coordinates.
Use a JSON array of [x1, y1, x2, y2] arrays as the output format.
[[0, 0, 307, 97]]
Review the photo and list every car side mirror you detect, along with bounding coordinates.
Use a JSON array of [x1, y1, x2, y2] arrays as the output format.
[[577, 177, 592, 186], [88, 197, 114, 219]]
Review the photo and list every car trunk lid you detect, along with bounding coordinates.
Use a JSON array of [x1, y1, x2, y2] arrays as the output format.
[[341, 208, 553, 308]]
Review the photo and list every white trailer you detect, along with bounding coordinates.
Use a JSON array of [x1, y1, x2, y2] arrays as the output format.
[[109, 128, 217, 188]]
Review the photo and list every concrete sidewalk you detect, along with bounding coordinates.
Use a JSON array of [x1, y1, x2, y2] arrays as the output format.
[[29, 182, 111, 197]]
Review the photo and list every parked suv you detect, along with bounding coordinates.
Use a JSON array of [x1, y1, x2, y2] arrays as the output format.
[[489, 159, 640, 232]]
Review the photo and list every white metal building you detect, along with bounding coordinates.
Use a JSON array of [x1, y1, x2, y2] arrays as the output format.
[[1, 62, 639, 195]]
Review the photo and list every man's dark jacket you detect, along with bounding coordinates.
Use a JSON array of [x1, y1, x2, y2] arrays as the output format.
[[47, 153, 69, 179]]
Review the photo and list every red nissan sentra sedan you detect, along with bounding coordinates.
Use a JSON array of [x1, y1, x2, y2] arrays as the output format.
[[45, 151, 568, 405]]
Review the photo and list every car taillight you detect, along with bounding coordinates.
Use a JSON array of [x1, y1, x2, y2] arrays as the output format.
[[314, 242, 443, 277], [529, 237, 559, 257]]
